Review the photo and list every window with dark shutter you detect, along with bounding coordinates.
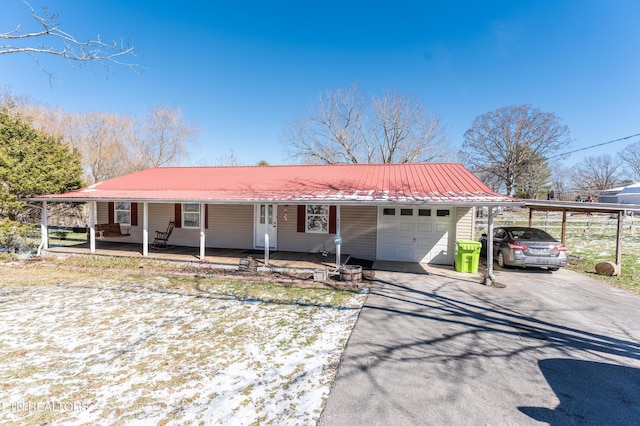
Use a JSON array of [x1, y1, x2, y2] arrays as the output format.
[[297, 205, 336, 233]]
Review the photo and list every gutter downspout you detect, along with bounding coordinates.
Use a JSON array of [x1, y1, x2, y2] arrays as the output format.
[[483, 206, 497, 286]]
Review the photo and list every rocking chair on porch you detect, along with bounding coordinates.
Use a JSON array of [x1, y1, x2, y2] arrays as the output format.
[[152, 221, 175, 248]]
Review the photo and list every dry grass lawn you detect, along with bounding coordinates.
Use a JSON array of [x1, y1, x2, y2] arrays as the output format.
[[0, 261, 367, 425]]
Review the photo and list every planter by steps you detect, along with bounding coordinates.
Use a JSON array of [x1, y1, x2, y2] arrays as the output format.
[[340, 265, 362, 282]]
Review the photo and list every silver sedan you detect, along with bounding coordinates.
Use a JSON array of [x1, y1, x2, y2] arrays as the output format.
[[481, 226, 568, 271]]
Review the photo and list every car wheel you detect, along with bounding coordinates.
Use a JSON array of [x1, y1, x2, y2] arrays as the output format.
[[497, 251, 506, 268], [548, 267, 560, 272]]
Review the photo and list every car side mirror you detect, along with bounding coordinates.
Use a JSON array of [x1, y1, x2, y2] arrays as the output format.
[[481, 233, 487, 237]]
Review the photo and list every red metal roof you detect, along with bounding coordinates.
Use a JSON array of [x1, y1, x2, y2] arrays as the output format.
[[37, 163, 517, 204]]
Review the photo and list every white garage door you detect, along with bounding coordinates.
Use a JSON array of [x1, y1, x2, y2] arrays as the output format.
[[377, 206, 454, 264]]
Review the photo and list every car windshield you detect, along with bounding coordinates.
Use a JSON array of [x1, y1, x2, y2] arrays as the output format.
[[509, 228, 554, 240]]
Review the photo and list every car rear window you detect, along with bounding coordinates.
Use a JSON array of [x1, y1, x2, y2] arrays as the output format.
[[510, 228, 554, 240]]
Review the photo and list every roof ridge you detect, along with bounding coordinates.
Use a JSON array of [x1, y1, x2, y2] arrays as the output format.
[[154, 162, 464, 170]]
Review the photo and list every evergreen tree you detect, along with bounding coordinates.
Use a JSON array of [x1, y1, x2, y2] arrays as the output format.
[[0, 109, 84, 220]]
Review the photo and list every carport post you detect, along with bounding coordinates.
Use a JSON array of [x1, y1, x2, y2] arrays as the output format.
[[615, 210, 623, 272], [483, 206, 496, 286]]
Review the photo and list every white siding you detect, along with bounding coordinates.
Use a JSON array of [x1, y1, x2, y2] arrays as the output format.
[[454, 207, 475, 241], [95, 202, 137, 243], [340, 206, 377, 260], [93, 202, 473, 263], [94, 203, 255, 250], [276, 205, 377, 259], [149, 203, 186, 246], [96, 202, 109, 224], [208, 205, 253, 249], [149, 204, 253, 249], [277, 206, 335, 253]]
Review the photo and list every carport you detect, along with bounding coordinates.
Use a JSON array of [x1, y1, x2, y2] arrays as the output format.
[[523, 200, 640, 273]]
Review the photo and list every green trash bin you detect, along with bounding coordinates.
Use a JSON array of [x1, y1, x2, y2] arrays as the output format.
[[455, 240, 482, 273]]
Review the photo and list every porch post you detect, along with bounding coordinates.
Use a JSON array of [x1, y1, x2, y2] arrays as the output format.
[[41, 201, 49, 250], [264, 205, 269, 266], [142, 202, 149, 256], [199, 203, 206, 260], [335, 205, 341, 269], [89, 201, 96, 253]]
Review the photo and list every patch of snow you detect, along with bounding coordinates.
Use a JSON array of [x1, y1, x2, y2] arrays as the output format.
[[0, 281, 365, 425]]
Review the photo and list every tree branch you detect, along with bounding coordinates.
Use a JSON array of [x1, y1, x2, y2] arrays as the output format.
[[0, 1, 139, 73]]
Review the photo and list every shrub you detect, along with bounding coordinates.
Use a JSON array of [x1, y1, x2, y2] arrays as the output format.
[[0, 218, 33, 256]]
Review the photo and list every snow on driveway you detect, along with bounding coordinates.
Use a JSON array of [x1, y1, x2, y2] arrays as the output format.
[[0, 277, 366, 425]]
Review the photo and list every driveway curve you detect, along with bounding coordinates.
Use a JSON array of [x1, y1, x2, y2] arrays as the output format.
[[319, 265, 640, 425]]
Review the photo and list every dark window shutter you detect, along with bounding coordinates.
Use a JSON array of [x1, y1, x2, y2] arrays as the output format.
[[174, 203, 182, 228], [130, 203, 138, 226], [205, 204, 209, 229], [108, 202, 115, 224], [329, 206, 337, 234], [297, 205, 306, 233]]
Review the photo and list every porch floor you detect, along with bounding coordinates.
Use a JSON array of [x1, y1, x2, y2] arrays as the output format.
[[43, 241, 342, 272]]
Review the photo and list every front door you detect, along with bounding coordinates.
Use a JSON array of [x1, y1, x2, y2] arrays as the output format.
[[254, 204, 277, 249]]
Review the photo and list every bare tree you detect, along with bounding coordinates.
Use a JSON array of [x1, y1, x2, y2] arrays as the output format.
[[215, 149, 240, 166], [571, 154, 624, 195], [368, 91, 448, 163], [284, 85, 366, 164], [514, 149, 552, 199], [283, 85, 449, 164], [1, 93, 197, 182], [80, 112, 133, 182], [548, 161, 571, 201], [460, 104, 570, 196], [619, 141, 640, 182], [1, 0, 137, 74], [127, 107, 198, 172]]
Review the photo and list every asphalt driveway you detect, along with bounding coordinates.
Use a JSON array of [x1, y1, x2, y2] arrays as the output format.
[[319, 265, 640, 425]]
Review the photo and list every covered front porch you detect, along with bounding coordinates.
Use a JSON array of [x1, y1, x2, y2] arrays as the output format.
[[43, 241, 342, 272]]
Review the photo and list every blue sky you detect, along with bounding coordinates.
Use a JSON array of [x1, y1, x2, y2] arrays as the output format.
[[2, 0, 640, 168]]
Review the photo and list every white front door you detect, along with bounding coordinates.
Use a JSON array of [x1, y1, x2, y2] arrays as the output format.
[[254, 204, 277, 249]]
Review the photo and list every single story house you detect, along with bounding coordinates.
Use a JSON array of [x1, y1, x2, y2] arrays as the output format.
[[30, 163, 519, 266]]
